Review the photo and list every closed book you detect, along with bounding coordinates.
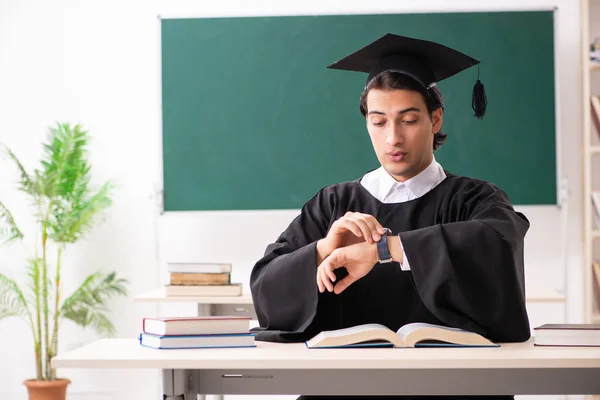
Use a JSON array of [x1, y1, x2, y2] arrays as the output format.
[[534, 324, 600, 346], [164, 283, 242, 297], [591, 96, 600, 139], [592, 191, 600, 228], [143, 316, 251, 336], [139, 333, 255, 349], [306, 322, 497, 348], [169, 273, 230, 286], [167, 262, 232, 274]]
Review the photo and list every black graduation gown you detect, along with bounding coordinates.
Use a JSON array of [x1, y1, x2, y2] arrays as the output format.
[[249, 171, 531, 399]]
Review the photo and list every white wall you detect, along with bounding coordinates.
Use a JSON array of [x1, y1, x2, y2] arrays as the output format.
[[0, 1, 582, 400]]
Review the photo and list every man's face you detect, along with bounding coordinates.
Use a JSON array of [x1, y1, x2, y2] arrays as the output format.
[[365, 88, 443, 182]]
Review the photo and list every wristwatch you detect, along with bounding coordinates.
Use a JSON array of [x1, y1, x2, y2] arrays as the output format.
[[376, 228, 393, 263]]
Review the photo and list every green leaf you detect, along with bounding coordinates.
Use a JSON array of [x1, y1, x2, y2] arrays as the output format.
[[0, 273, 30, 320], [33, 122, 114, 244], [38, 122, 90, 199], [50, 180, 114, 243], [60, 271, 128, 336], [0, 142, 35, 194], [0, 200, 24, 247]]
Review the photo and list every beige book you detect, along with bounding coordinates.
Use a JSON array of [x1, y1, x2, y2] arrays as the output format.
[[306, 322, 497, 348], [167, 262, 232, 274], [169, 273, 230, 285], [164, 283, 242, 297]]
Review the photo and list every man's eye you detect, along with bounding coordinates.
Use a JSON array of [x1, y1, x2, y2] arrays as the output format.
[[402, 120, 417, 125], [372, 120, 386, 127]]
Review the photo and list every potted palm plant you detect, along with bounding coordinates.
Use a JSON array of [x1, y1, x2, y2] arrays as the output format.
[[0, 122, 128, 400]]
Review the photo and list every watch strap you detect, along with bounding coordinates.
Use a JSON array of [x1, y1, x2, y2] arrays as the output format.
[[377, 228, 393, 263]]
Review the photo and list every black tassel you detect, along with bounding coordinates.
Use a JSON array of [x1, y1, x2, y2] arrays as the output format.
[[472, 64, 486, 119], [472, 79, 487, 119]]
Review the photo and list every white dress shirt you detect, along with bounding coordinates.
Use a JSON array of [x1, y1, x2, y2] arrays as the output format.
[[360, 157, 447, 271]]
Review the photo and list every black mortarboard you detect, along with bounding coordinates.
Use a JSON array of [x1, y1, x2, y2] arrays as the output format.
[[327, 33, 487, 119]]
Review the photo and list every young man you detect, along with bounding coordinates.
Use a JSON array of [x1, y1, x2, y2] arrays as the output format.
[[250, 33, 531, 399]]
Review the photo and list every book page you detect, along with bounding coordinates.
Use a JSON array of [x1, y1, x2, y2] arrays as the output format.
[[306, 323, 401, 348], [397, 322, 464, 339], [321, 323, 390, 338]]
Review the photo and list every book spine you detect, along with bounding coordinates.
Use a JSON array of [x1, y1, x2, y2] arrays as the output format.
[[169, 272, 230, 285]]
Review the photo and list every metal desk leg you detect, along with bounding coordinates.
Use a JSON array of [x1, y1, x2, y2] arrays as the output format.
[[162, 369, 196, 400], [196, 302, 256, 400], [198, 305, 224, 400]]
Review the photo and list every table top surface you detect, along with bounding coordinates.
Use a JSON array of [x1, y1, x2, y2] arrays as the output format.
[[133, 287, 564, 304], [51, 338, 600, 370], [133, 288, 253, 304]]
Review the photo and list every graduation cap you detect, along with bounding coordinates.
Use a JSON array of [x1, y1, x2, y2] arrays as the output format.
[[327, 33, 487, 119]]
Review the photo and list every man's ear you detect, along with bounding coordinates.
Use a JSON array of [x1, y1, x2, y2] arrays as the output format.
[[432, 108, 443, 134]]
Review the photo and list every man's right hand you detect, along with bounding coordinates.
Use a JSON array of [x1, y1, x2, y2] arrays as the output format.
[[316, 212, 386, 265]]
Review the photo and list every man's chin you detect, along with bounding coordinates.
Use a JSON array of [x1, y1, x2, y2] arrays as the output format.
[[383, 164, 413, 180]]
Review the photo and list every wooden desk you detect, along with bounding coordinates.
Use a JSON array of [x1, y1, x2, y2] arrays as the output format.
[[134, 288, 256, 319], [52, 338, 600, 399]]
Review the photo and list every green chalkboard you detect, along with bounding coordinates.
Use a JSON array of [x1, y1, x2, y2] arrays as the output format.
[[161, 11, 556, 211]]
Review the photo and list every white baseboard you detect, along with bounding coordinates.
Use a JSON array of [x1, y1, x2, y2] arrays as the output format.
[[0, 390, 116, 400]]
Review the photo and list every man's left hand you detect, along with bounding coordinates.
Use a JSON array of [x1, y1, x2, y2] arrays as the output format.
[[316, 241, 378, 295]]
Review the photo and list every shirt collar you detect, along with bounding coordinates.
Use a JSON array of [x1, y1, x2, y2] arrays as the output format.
[[378, 156, 445, 200]]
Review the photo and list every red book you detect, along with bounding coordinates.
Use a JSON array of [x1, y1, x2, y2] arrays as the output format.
[[143, 316, 251, 336]]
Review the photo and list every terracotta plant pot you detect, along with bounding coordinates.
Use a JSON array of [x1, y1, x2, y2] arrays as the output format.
[[23, 379, 70, 400]]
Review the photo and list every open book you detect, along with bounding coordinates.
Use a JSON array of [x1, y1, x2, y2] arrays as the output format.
[[306, 322, 498, 348]]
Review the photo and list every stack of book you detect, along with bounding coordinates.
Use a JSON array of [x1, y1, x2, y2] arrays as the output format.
[[139, 316, 255, 349], [165, 262, 243, 297], [591, 39, 600, 64]]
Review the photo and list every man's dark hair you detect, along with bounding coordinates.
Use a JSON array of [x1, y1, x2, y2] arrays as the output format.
[[359, 71, 447, 151]]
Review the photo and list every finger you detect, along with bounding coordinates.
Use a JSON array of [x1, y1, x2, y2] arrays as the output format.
[[348, 217, 375, 243], [321, 251, 344, 292], [355, 213, 386, 235], [316, 269, 325, 293], [334, 274, 357, 295], [318, 264, 333, 293], [338, 220, 363, 238], [323, 267, 334, 292], [361, 216, 382, 242], [353, 214, 381, 241], [358, 214, 387, 240], [325, 261, 337, 283], [317, 264, 333, 293], [372, 218, 387, 235]]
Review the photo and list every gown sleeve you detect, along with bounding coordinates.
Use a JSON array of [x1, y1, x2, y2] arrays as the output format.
[[399, 181, 532, 342], [249, 187, 340, 342]]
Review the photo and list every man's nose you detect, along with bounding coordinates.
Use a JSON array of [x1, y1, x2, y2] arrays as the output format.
[[386, 124, 404, 146]]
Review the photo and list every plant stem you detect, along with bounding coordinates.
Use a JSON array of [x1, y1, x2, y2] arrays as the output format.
[[49, 245, 63, 380], [34, 257, 43, 380], [34, 340, 42, 380], [28, 278, 41, 380], [41, 227, 50, 379]]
